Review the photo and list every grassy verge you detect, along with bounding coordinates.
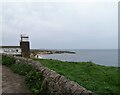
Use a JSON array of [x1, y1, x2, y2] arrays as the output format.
[[33, 58, 119, 95], [2, 55, 44, 94]]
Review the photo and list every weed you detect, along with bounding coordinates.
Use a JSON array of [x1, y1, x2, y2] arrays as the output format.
[[25, 70, 44, 94]]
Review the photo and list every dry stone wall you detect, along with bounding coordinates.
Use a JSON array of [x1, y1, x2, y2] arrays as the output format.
[[3, 55, 93, 95]]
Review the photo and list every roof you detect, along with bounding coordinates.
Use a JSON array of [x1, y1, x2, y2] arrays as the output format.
[[21, 34, 29, 38], [0, 46, 20, 48]]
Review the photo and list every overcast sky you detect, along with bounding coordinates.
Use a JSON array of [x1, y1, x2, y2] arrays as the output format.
[[1, 1, 118, 49]]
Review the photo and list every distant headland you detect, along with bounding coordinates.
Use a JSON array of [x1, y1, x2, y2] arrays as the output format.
[[30, 49, 76, 57]]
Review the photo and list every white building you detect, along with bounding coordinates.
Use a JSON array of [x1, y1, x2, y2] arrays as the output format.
[[0, 46, 21, 56], [0, 34, 30, 58]]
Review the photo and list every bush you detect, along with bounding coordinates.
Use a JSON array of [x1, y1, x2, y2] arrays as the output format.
[[2, 55, 45, 94], [2, 55, 15, 66], [10, 63, 33, 76], [25, 70, 44, 93]]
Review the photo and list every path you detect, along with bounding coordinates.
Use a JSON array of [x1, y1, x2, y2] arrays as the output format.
[[2, 64, 31, 93]]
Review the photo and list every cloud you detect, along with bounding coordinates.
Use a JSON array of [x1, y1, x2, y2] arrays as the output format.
[[1, 2, 118, 49]]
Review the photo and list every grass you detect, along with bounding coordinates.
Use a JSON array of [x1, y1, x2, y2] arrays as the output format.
[[33, 58, 119, 95]]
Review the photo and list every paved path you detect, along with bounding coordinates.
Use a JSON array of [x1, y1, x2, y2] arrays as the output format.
[[2, 65, 31, 93]]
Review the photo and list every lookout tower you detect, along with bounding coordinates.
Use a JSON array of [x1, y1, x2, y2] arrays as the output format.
[[20, 34, 30, 58]]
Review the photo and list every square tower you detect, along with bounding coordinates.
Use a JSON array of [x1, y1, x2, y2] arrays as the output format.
[[20, 34, 30, 58]]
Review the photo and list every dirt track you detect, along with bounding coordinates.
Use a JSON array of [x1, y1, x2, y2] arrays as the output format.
[[2, 65, 31, 93]]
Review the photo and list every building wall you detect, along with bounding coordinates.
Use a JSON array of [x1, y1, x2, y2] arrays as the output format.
[[20, 42, 30, 58], [0, 48, 21, 55]]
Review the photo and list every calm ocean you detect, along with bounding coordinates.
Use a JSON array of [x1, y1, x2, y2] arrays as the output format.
[[40, 49, 118, 67]]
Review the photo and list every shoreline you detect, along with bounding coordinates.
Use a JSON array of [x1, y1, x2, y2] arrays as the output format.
[[35, 57, 118, 67], [30, 49, 76, 57]]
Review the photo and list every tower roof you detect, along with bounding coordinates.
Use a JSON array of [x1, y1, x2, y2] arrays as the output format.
[[21, 34, 28, 38]]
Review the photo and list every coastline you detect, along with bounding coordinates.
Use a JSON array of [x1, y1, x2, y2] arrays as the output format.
[[32, 49, 118, 67], [30, 49, 76, 57]]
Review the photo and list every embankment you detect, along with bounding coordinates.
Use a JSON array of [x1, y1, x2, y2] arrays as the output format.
[[2, 54, 92, 94]]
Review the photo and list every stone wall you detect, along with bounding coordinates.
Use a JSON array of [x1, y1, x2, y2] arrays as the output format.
[[3, 55, 93, 95]]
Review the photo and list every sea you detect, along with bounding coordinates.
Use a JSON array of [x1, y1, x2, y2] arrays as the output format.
[[39, 49, 118, 67]]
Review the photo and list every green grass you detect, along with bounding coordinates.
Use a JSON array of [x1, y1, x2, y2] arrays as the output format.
[[33, 58, 119, 95]]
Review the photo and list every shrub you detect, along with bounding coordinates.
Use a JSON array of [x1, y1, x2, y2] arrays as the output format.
[[25, 70, 44, 94], [10, 63, 33, 76], [2, 55, 15, 66], [2, 55, 45, 94]]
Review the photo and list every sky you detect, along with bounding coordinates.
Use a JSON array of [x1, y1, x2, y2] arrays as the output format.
[[0, 0, 118, 49]]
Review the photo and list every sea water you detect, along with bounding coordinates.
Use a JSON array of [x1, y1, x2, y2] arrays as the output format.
[[40, 49, 118, 67]]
